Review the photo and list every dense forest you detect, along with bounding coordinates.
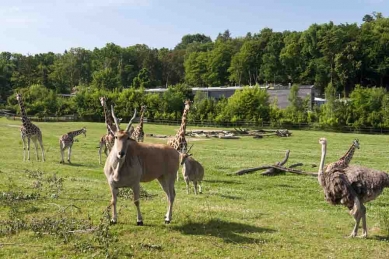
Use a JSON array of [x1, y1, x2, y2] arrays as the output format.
[[1, 12, 389, 129]]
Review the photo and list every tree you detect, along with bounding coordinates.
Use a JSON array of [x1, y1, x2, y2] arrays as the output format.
[[175, 34, 212, 50]]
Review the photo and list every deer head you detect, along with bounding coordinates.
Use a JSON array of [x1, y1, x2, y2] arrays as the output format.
[[108, 105, 137, 160], [179, 144, 194, 165]]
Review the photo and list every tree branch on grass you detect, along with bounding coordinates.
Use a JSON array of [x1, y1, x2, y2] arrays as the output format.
[[231, 150, 317, 176]]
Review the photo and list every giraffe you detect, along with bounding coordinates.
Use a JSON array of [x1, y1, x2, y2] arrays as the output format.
[[167, 100, 192, 152], [167, 100, 192, 181], [131, 105, 147, 142], [59, 127, 87, 163], [98, 97, 116, 164], [16, 93, 45, 161], [325, 139, 360, 173]]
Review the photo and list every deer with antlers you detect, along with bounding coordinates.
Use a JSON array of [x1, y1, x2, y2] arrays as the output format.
[[104, 105, 179, 225], [178, 144, 204, 195]]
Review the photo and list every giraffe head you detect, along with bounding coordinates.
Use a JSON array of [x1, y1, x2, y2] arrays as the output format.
[[81, 127, 87, 137], [352, 139, 360, 149], [184, 100, 192, 110], [178, 144, 194, 165], [99, 96, 106, 107], [16, 93, 22, 101], [140, 105, 147, 113]]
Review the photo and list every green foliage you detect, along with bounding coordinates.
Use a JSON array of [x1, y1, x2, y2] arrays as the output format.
[[220, 86, 270, 124]]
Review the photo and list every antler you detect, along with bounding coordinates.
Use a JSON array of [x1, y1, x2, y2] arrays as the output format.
[[111, 105, 121, 131], [125, 108, 137, 133], [186, 143, 194, 154]]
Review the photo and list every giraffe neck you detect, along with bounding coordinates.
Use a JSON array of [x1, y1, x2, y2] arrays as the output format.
[[138, 107, 146, 128], [17, 97, 31, 127], [177, 108, 189, 137], [103, 102, 114, 128], [68, 128, 85, 138], [339, 145, 356, 166]]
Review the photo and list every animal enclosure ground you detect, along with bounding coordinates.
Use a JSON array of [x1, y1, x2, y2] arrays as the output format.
[[1, 117, 389, 258]]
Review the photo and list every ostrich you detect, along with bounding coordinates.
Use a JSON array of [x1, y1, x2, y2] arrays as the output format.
[[318, 137, 389, 238]]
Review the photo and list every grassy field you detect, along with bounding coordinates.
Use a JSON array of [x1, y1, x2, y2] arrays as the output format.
[[1, 117, 389, 258]]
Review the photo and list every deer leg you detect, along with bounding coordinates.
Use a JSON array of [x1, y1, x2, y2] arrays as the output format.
[[198, 181, 203, 194], [132, 184, 143, 225], [184, 177, 190, 194], [110, 186, 119, 224], [193, 181, 198, 195], [349, 198, 362, 238], [27, 137, 31, 161], [158, 175, 175, 224]]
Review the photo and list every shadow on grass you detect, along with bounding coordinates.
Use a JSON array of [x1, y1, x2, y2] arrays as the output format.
[[60, 162, 85, 167], [204, 179, 243, 185], [370, 235, 389, 242], [219, 194, 243, 200], [173, 218, 275, 244]]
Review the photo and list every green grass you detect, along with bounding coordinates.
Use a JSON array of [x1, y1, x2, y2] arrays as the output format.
[[1, 117, 389, 258]]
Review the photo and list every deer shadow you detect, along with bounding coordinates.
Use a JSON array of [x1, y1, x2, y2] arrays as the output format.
[[173, 218, 275, 244], [204, 179, 243, 185], [60, 162, 85, 167]]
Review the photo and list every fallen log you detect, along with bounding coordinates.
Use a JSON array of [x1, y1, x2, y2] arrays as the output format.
[[231, 150, 316, 176]]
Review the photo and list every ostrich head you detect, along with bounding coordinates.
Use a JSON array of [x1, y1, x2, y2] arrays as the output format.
[[353, 139, 360, 149], [319, 137, 327, 146]]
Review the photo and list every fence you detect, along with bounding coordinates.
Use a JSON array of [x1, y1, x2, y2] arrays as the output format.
[[5, 114, 389, 135]]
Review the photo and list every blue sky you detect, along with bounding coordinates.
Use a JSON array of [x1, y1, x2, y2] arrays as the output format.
[[0, 0, 387, 54]]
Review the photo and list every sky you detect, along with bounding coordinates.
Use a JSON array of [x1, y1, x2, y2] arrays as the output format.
[[0, 0, 388, 54]]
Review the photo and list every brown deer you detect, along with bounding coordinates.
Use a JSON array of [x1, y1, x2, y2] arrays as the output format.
[[104, 105, 179, 225], [179, 144, 205, 194]]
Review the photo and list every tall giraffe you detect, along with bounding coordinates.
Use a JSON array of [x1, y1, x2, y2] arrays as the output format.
[[325, 139, 360, 172], [167, 100, 192, 152], [131, 105, 147, 142], [98, 97, 116, 164], [16, 93, 45, 161], [59, 127, 87, 163]]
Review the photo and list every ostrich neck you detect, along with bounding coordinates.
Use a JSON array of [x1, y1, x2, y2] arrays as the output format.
[[318, 144, 327, 178]]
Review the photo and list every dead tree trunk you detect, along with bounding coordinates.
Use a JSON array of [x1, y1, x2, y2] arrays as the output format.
[[231, 150, 316, 176]]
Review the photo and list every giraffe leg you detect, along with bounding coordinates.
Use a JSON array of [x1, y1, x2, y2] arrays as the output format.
[[27, 138, 31, 161], [21, 135, 27, 161], [60, 142, 65, 163], [38, 135, 45, 162], [98, 141, 104, 165], [32, 139, 39, 161], [68, 144, 72, 163]]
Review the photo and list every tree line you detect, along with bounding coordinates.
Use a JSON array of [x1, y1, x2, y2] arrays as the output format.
[[1, 12, 389, 129], [5, 82, 389, 130]]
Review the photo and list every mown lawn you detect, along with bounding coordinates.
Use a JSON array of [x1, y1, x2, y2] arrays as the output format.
[[1, 117, 389, 258]]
